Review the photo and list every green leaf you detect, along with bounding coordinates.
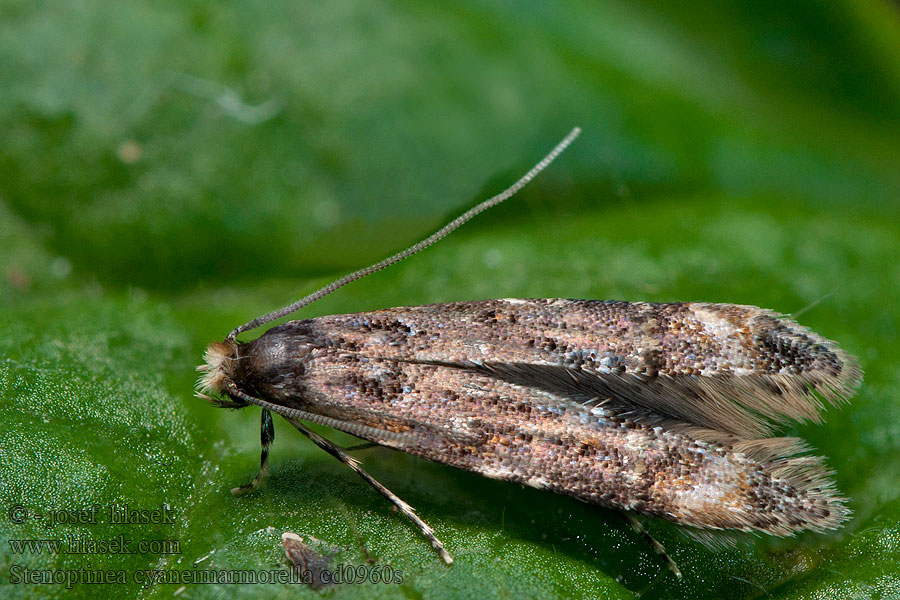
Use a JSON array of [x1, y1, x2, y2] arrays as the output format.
[[2, 1, 899, 598]]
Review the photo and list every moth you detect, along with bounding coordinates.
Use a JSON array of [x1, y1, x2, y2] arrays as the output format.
[[197, 128, 860, 575], [281, 532, 331, 589]]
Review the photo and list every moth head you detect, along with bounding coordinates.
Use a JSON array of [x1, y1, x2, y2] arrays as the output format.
[[195, 340, 247, 408]]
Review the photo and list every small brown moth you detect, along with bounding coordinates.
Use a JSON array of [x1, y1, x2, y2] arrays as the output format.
[[281, 532, 331, 589], [197, 128, 860, 575]]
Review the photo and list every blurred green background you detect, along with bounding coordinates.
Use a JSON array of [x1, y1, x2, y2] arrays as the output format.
[[2, 1, 899, 598]]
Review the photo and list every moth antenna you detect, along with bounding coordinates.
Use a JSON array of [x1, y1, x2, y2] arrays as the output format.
[[221, 380, 416, 445], [786, 289, 836, 321], [227, 126, 582, 341], [221, 381, 454, 563]]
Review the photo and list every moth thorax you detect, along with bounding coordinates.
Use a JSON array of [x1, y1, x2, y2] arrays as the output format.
[[197, 341, 237, 395]]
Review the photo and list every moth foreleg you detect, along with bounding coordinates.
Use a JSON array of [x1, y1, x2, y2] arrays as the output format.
[[344, 442, 380, 452], [286, 418, 454, 565], [232, 409, 275, 495]]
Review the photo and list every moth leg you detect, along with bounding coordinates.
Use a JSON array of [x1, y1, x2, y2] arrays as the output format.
[[286, 418, 454, 565], [232, 409, 275, 495], [344, 442, 380, 452], [623, 512, 682, 580]]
